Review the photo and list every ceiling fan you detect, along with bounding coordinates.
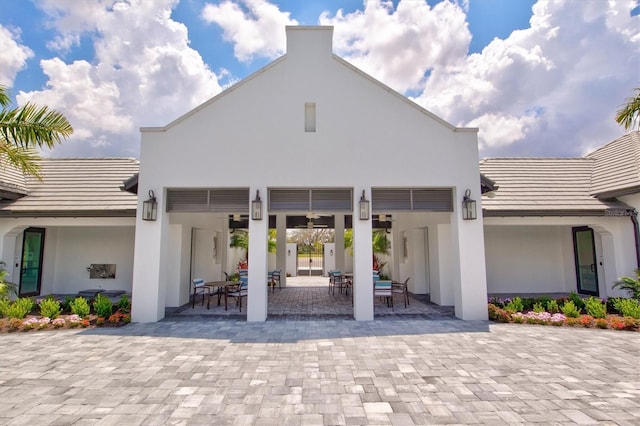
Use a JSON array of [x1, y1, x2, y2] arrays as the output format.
[[306, 212, 332, 219], [295, 219, 328, 229]]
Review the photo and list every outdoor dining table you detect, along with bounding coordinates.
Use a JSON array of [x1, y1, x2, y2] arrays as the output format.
[[204, 280, 241, 307]]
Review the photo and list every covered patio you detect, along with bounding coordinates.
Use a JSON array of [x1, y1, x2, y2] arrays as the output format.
[[166, 276, 455, 321]]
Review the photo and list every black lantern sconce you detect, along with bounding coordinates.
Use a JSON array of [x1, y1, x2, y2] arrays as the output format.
[[462, 189, 477, 220], [359, 190, 370, 220], [251, 190, 263, 220], [142, 190, 157, 221]]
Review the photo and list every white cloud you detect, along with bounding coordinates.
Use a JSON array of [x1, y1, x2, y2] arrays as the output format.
[[16, 0, 222, 157], [320, 0, 471, 93], [468, 112, 537, 150], [202, 0, 298, 62], [414, 0, 640, 157], [0, 25, 34, 87]]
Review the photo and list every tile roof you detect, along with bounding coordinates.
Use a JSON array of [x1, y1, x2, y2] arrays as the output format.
[[0, 158, 139, 217], [586, 131, 640, 198], [0, 159, 27, 198], [479, 157, 631, 216]]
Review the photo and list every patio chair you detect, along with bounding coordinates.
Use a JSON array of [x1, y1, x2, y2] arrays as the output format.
[[374, 279, 393, 310], [272, 269, 282, 290], [392, 277, 411, 308], [191, 278, 212, 309], [329, 271, 345, 295], [225, 275, 248, 311]]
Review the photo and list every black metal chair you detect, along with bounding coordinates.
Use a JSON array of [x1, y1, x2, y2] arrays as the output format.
[[392, 277, 411, 308]]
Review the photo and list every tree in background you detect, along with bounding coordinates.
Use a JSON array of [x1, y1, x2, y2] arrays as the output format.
[[0, 85, 73, 179], [616, 87, 640, 131], [343, 229, 391, 275], [229, 229, 277, 266]]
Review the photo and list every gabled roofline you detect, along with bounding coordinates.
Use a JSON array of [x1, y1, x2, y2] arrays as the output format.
[[141, 38, 477, 135], [331, 55, 477, 133], [141, 55, 288, 133]]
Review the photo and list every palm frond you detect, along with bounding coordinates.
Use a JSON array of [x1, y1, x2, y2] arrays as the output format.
[[0, 102, 73, 149], [0, 86, 10, 109], [615, 88, 640, 131], [0, 143, 42, 179]]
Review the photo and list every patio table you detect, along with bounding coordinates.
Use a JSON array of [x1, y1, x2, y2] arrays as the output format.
[[205, 281, 240, 307]]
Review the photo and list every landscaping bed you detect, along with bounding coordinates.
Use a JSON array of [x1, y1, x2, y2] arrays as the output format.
[[488, 293, 640, 331], [0, 293, 131, 334]]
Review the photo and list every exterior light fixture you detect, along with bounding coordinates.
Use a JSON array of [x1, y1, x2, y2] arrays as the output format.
[[142, 190, 157, 221], [462, 189, 477, 220], [251, 190, 263, 220], [359, 190, 370, 220]]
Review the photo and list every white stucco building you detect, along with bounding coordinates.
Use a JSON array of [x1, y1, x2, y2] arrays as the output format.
[[133, 26, 488, 322], [0, 26, 637, 324]]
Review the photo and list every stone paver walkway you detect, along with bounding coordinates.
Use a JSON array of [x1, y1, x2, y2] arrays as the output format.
[[1, 319, 638, 425]]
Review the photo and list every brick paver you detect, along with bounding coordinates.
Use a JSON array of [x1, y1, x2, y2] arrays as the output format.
[[0, 318, 638, 425]]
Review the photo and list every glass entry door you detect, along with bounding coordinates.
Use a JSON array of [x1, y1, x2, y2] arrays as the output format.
[[19, 227, 45, 296], [572, 227, 599, 296]]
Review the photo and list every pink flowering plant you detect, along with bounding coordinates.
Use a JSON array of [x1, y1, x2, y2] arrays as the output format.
[[488, 294, 639, 331]]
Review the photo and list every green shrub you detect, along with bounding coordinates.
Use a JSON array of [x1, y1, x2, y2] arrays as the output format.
[[532, 303, 546, 313], [534, 296, 552, 307], [0, 265, 17, 299], [546, 299, 560, 314], [0, 297, 9, 317], [39, 297, 62, 320], [61, 296, 74, 314], [612, 298, 640, 319], [6, 297, 34, 319], [93, 294, 112, 318], [504, 297, 524, 313], [584, 297, 607, 319], [69, 297, 90, 318], [561, 300, 580, 318], [568, 291, 585, 311], [117, 295, 131, 313], [612, 269, 640, 300]]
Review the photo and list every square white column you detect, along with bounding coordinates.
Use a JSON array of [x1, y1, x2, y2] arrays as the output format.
[[247, 186, 268, 321], [352, 188, 373, 321], [276, 213, 287, 287], [334, 213, 345, 272], [451, 188, 488, 320], [132, 188, 168, 322]]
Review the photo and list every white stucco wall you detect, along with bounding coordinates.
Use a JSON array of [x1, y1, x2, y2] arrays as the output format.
[[0, 218, 135, 297], [483, 216, 637, 298], [47, 226, 135, 295], [484, 225, 573, 294], [134, 26, 486, 321]]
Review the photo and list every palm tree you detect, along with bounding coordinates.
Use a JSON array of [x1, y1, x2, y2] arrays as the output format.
[[229, 229, 277, 261], [0, 85, 73, 179], [615, 87, 640, 131]]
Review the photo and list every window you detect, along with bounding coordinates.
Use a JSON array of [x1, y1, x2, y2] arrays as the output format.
[[305, 102, 316, 132]]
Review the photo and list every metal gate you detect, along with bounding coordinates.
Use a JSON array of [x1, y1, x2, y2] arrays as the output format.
[[297, 244, 324, 276]]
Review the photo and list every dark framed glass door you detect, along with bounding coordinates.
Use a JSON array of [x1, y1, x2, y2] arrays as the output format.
[[572, 227, 599, 296], [19, 227, 45, 296]]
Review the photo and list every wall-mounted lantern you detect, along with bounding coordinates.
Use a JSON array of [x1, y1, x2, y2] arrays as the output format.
[[252, 190, 263, 220], [142, 190, 157, 221], [359, 190, 370, 220], [462, 189, 477, 220]]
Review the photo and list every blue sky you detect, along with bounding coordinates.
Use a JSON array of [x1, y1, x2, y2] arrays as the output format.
[[1, 0, 638, 159]]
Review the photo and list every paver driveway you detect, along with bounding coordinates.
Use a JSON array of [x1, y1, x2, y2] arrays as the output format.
[[0, 319, 638, 425]]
